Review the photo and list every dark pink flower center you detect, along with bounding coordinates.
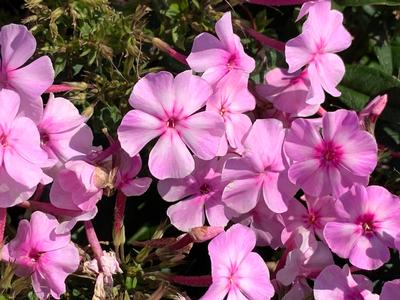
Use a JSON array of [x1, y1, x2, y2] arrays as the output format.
[[166, 118, 176, 128], [0, 71, 8, 89], [227, 54, 237, 70], [199, 183, 211, 195], [0, 134, 8, 147], [316, 141, 343, 167], [28, 250, 42, 262], [357, 213, 376, 235], [40, 131, 50, 146]]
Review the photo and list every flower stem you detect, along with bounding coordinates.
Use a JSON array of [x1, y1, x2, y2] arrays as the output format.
[[166, 274, 212, 287], [245, 27, 285, 52], [18, 200, 81, 217], [113, 190, 126, 261], [152, 37, 188, 66], [84, 221, 104, 272], [89, 140, 121, 164], [0, 208, 7, 247]]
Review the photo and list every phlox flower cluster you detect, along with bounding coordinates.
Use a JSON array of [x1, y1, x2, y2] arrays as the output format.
[[0, 1, 399, 299]]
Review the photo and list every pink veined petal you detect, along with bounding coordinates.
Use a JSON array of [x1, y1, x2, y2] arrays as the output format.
[[157, 175, 198, 202], [8, 56, 54, 98], [177, 111, 225, 160], [35, 244, 80, 299], [323, 222, 362, 259], [29, 211, 70, 252], [0, 89, 20, 131], [173, 71, 213, 117], [119, 151, 142, 178], [187, 48, 231, 73], [8, 117, 48, 164], [5, 219, 31, 259], [201, 65, 230, 86], [309, 53, 344, 97], [338, 184, 370, 221], [222, 177, 262, 214], [244, 119, 285, 171], [381, 280, 400, 300], [191, 32, 224, 52], [288, 159, 331, 197], [322, 109, 360, 141], [31, 271, 52, 300], [224, 114, 252, 150], [129, 71, 173, 119], [262, 172, 288, 213], [148, 129, 194, 179], [167, 195, 206, 232], [285, 31, 315, 73], [306, 65, 326, 106], [313, 265, 349, 300], [120, 177, 152, 197], [49, 177, 81, 211], [200, 281, 229, 300], [4, 149, 42, 188], [40, 95, 85, 133], [222, 156, 259, 183], [204, 193, 229, 228], [0, 24, 36, 70], [349, 234, 390, 270], [235, 252, 275, 300], [284, 118, 322, 161], [209, 224, 256, 274], [215, 12, 235, 52], [117, 109, 164, 157]]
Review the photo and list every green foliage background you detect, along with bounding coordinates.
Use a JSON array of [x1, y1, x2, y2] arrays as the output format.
[[1, 0, 400, 299]]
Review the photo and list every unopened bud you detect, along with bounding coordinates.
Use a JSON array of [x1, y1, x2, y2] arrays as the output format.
[[189, 226, 224, 243], [359, 94, 388, 133]]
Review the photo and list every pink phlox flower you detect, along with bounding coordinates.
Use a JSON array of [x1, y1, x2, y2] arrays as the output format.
[[201, 224, 274, 300], [115, 150, 152, 197], [296, 0, 331, 21], [276, 227, 333, 287], [280, 278, 313, 300], [314, 265, 379, 300], [117, 70, 225, 180], [206, 70, 255, 156], [0, 24, 54, 123], [158, 157, 229, 232], [1, 211, 80, 300], [323, 184, 400, 270], [222, 118, 297, 214], [285, 3, 352, 100], [187, 12, 255, 86], [380, 279, 400, 300], [37, 94, 95, 175], [284, 109, 377, 197], [281, 194, 337, 242], [230, 200, 285, 249], [256, 68, 321, 117], [0, 89, 50, 207]]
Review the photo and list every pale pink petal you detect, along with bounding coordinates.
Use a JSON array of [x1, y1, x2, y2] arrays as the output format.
[[323, 222, 362, 259], [285, 31, 314, 73], [173, 71, 213, 117], [167, 195, 205, 232], [0, 168, 36, 207], [235, 253, 274, 299], [222, 156, 258, 183], [8, 56, 54, 98], [224, 114, 252, 149], [191, 32, 224, 52], [205, 194, 229, 227], [157, 175, 198, 202], [262, 172, 288, 213], [0, 89, 19, 130], [0, 24, 36, 70], [215, 12, 235, 52], [200, 281, 228, 300], [349, 234, 389, 270], [118, 109, 164, 157], [129, 71, 173, 119], [148, 129, 194, 179], [187, 48, 231, 72], [314, 265, 349, 300], [120, 177, 152, 197], [222, 177, 262, 214], [322, 109, 360, 141], [201, 65, 230, 86], [177, 111, 225, 160]]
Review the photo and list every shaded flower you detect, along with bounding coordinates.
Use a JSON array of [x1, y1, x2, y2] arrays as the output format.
[[201, 224, 274, 300], [187, 12, 255, 86], [2, 211, 80, 300], [0, 24, 54, 123], [118, 71, 225, 179], [324, 184, 400, 270], [158, 157, 228, 232], [380, 279, 400, 300], [285, 109, 377, 197]]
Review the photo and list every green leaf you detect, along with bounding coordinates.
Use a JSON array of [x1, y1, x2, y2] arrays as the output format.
[[375, 44, 393, 75], [335, 0, 400, 5], [339, 65, 400, 110]]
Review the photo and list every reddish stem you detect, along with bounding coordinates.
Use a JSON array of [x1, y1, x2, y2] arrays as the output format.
[[317, 106, 327, 116], [84, 221, 104, 271], [0, 208, 7, 247], [168, 234, 194, 251], [247, 0, 309, 5], [30, 184, 44, 202], [167, 275, 212, 287], [89, 141, 121, 164], [245, 28, 285, 52], [113, 190, 126, 241], [18, 200, 81, 217], [152, 37, 188, 66]]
